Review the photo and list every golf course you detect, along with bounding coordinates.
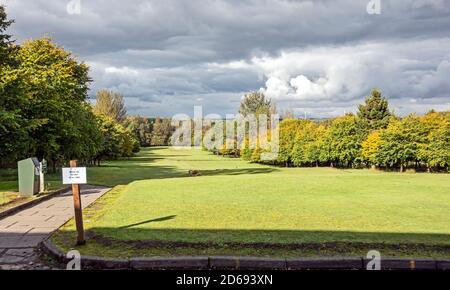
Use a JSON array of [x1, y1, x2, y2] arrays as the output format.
[[51, 147, 450, 258]]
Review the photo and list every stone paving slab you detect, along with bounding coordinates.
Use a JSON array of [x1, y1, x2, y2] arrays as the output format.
[[0, 185, 110, 269], [0, 226, 31, 234]]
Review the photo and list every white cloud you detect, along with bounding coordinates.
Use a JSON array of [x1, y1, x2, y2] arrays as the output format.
[[105, 66, 139, 76], [239, 39, 450, 110]]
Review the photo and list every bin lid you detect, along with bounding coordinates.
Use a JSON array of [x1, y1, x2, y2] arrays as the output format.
[[31, 157, 40, 167]]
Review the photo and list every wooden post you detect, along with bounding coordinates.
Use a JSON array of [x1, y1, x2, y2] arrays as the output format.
[[70, 160, 85, 245]]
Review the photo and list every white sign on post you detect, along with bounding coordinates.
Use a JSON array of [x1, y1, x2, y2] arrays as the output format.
[[62, 167, 87, 185]]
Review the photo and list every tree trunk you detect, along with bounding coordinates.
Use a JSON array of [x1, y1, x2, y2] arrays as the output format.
[[400, 164, 404, 172]]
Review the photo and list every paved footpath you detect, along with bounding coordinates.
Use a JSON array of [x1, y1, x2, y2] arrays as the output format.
[[0, 185, 110, 270]]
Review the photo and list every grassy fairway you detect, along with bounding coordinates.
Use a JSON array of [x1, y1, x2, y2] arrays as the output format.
[[52, 147, 450, 258]]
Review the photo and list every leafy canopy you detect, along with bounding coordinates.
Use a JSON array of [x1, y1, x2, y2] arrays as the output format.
[[357, 88, 391, 131], [94, 89, 128, 123]]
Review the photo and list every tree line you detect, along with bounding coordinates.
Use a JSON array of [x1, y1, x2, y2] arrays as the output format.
[[0, 7, 131, 170], [124, 115, 173, 148], [0, 6, 178, 170], [208, 90, 450, 172], [0, 7, 172, 170]]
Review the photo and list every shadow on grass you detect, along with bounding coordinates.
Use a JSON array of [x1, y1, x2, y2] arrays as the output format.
[[45, 227, 450, 259], [2, 147, 280, 190], [119, 215, 177, 229], [197, 168, 277, 176], [87, 162, 279, 187], [87, 228, 450, 247], [111, 156, 191, 164]]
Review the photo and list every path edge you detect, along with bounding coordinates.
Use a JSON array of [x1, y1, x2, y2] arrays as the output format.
[[39, 239, 450, 270]]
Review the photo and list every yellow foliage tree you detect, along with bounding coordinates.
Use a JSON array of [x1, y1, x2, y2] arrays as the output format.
[[362, 131, 382, 166]]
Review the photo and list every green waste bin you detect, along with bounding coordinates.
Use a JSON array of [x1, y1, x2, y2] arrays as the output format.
[[17, 157, 40, 197]]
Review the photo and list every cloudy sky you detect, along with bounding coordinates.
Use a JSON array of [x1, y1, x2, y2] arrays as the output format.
[[3, 0, 450, 117]]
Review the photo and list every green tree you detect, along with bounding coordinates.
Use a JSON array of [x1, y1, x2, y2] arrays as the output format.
[[250, 146, 263, 163], [290, 120, 314, 166], [117, 125, 140, 157], [357, 88, 391, 131], [93, 116, 139, 164], [327, 114, 362, 167], [239, 137, 253, 161], [0, 6, 29, 163], [17, 37, 91, 169], [0, 5, 14, 64], [94, 116, 123, 163], [94, 89, 127, 123], [151, 117, 173, 146], [60, 103, 102, 165], [376, 115, 427, 172], [239, 91, 274, 117], [124, 115, 153, 147], [418, 112, 450, 171], [0, 9, 138, 168], [304, 124, 328, 167], [277, 118, 301, 166], [289, 121, 328, 167]]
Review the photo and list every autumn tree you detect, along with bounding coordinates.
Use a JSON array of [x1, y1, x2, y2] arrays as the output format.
[[291, 120, 314, 166], [418, 111, 450, 171], [93, 116, 139, 165], [304, 124, 328, 167], [376, 114, 427, 172], [151, 117, 173, 146], [277, 119, 301, 166], [361, 131, 381, 167], [327, 114, 362, 167], [94, 90, 127, 123]]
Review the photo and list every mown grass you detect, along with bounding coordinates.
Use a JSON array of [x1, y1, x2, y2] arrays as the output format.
[[52, 147, 450, 258], [0, 167, 62, 193]]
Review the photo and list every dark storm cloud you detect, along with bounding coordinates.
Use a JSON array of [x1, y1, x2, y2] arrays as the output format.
[[2, 0, 450, 117]]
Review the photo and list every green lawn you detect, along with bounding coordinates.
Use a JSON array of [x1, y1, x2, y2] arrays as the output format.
[[52, 147, 450, 258], [0, 167, 62, 193], [0, 167, 63, 207]]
